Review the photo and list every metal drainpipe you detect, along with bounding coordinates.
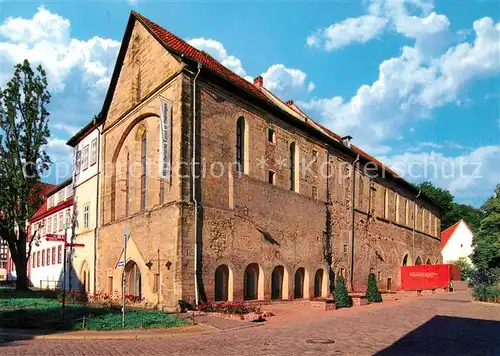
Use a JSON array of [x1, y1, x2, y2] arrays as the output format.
[[350, 153, 360, 291], [93, 120, 102, 294], [412, 190, 421, 264], [192, 62, 202, 306]]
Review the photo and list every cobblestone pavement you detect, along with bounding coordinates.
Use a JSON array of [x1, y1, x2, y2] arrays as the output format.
[[1, 291, 499, 356]]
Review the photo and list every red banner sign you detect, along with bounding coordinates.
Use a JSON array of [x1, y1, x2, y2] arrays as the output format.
[[401, 264, 461, 291]]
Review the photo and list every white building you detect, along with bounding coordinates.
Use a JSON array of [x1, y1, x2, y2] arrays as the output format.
[[441, 219, 474, 264], [66, 117, 103, 294], [28, 180, 73, 289]]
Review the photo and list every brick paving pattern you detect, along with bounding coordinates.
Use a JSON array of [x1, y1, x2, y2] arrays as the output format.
[[1, 291, 499, 355]]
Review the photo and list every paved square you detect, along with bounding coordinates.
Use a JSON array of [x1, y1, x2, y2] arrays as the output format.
[[1, 291, 499, 355]]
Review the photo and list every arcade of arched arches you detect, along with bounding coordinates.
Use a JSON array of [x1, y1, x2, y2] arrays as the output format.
[[213, 264, 327, 302]]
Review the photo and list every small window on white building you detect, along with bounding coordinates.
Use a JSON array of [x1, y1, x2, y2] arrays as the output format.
[[82, 145, 89, 171], [90, 138, 97, 165], [52, 216, 57, 233], [58, 190, 64, 203], [83, 204, 90, 229], [47, 196, 54, 209], [59, 212, 63, 231], [65, 209, 70, 226]]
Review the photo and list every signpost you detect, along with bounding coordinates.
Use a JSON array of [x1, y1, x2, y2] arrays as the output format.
[[46, 225, 84, 320], [122, 227, 130, 328]]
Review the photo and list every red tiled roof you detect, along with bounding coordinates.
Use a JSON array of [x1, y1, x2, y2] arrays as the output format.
[[133, 12, 269, 103], [121, 12, 440, 210], [441, 220, 461, 248]]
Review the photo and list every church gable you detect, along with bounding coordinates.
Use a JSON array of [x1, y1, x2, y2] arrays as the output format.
[[104, 19, 183, 130]]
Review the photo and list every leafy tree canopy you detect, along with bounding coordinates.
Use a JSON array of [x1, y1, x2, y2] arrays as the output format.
[[417, 181, 484, 233], [471, 184, 500, 283], [0, 59, 51, 290]]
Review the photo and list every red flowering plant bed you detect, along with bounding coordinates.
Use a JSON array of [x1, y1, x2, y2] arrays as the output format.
[[57, 290, 88, 304], [198, 301, 260, 315]]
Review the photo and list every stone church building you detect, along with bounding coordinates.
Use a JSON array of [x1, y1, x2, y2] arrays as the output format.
[[97, 11, 442, 307]]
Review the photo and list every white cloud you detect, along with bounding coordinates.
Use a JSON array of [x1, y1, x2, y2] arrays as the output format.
[[188, 38, 252, 81], [260, 64, 315, 94], [308, 1, 452, 52], [0, 6, 120, 93], [300, 17, 500, 155], [189, 38, 315, 95], [307, 15, 388, 50], [53, 123, 79, 136], [379, 145, 500, 204]]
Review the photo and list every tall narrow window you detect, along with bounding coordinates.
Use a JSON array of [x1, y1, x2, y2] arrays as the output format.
[[236, 117, 245, 173], [126, 153, 130, 216], [83, 204, 89, 229], [82, 145, 89, 171], [160, 180, 165, 204], [405, 199, 409, 226], [90, 139, 97, 165], [59, 212, 63, 231], [141, 132, 147, 211], [290, 142, 296, 191], [384, 189, 388, 219], [395, 194, 399, 223]]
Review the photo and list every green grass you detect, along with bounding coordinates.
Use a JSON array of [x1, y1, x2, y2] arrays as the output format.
[[0, 289, 188, 331], [80, 310, 188, 330]]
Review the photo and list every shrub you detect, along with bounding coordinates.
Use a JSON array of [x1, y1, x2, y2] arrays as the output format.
[[451, 257, 474, 282], [473, 284, 500, 303], [199, 301, 259, 315], [366, 273, 382, 303], [334, 275, 352, 309]]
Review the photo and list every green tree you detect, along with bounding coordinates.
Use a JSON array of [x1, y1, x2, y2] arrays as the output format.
[[0, 60, 51, 290], [417, 181, 483, 233], [471, 185, 500, 284], [451, 257, 474, 282], [334, 275, 352, 309], [366, 273, 382, 302]]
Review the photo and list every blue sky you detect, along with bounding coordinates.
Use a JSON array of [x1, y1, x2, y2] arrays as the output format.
[[0, 0, 499, 207]]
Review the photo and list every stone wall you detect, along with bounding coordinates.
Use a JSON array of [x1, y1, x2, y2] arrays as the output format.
[[194, 79, 442, 301]]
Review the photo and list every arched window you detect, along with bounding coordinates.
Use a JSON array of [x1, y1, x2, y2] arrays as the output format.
[[294, 267, 305, 298], [126, 152, 130, 216], [140, 132, 147, 211], [236, 117, 245, 173], [290, 142, 298, 192], [314, 269, 324, 298], [402, 254, 409, 266], [426, 258, 431, 265], [214, 265, 230, 302], [125, 261, 141, 297], [271, 266, 284, 300], [244, 263, 260, 300], [415, 256, 423, 265]]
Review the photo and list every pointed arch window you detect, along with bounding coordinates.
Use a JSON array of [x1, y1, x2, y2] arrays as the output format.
[[290, 142, 297, 192], [236, 117, 245, 173], [140, 132, 147, 211]]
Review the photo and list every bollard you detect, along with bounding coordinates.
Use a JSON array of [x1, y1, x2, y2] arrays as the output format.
[[82, 316, 86, 329]]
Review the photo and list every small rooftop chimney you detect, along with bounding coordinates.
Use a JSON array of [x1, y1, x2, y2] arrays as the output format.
[[341, 135, 353, 148], [286, 100, 294, 107], [254, 76, 263, 87]]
